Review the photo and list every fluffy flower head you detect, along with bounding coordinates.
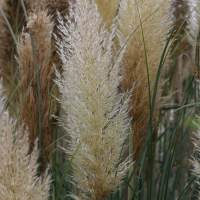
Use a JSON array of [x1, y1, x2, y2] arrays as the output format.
[[55, 0, 132, 199]]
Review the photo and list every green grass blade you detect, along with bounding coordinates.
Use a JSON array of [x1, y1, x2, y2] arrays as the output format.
[[0, 7, 17, 45], [56, 142, 82, 200]]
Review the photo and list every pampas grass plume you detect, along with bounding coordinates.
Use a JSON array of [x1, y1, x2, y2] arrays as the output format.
[[17, 10, 55, 171], [0, 83, 51, 199], [0, 0, 33, 97], [55, 0, 132, 199], [36, 0, 76, 117], [36, 0, 76, 66], [117, 0, 172, 161]]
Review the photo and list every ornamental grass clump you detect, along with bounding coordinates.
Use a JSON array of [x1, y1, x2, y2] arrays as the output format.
[[17, 10, 55, 171], [0, 83, 51, 200], [117, 0, 172, 161], [55, 0, 132, 199]]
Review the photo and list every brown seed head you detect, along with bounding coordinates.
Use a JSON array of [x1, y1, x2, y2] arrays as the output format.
[[117, 0, 172, 161], [0, 0, 33, 98], [17, 10, 55, 171]]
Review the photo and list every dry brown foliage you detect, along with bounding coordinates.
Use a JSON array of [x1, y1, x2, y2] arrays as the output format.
[[0, 0, 33, 97], [17, 10, 54, 171]]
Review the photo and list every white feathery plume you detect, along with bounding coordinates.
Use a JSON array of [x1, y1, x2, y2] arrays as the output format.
[[54, 0, 132, 199]]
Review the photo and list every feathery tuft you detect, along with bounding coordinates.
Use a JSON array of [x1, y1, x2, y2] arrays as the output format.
[[55, 0, 132, 199], [36, 0, 76, 116], [117, 0, 172, 161], [0, 83, 51, 199], [0, 0, 33, 97], [36, 0, 76, 66], [17, 10, 55, 171]]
